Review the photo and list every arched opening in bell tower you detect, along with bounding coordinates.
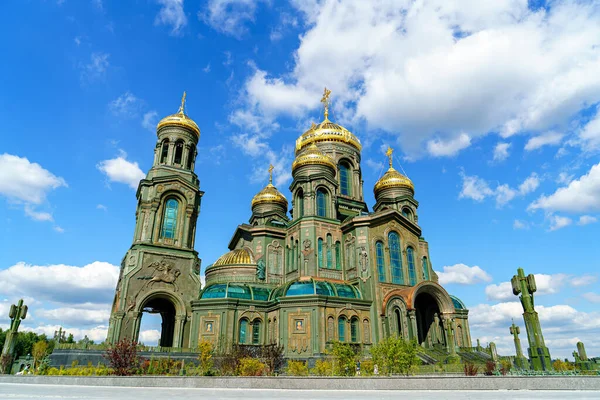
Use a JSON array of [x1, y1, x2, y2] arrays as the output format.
[[138, 296, 177, 347], [414, 292, 442, 347]]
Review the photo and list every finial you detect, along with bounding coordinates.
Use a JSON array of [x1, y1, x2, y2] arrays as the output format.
[[178, 91, 187, 114], [268, 164, 274, 184], [321, 87, 331, 120], [386, 146, 393, 168], [311, 122, 317, 130]]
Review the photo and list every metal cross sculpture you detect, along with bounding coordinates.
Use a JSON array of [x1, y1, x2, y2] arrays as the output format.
[[1, 299, 28, 357]]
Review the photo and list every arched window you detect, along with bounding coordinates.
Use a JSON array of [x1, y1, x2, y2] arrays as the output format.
[[376, 241, 386, 282], [394, 309, 402, 336], [350, 317, 359, 342], [338, 316, 346, 342], [160, 140, 169, 164], [422, 257, 430, 280], [317, 238, 323, 268], [160, 198, 179, 239], [335, 241, 341, 270], [326, 234, 333, 269], [252, 320, 261, 345], [316, 189, 327, 217], [239, 318, 248, 344], [296, 189, 304, 218], [174, 140, 184, 165], [407, 247, 416, 285], [402, 207, 412, 221], [388, 232, 403, 284], [339, 162, 351, 196], [186, 147, 194, 170]]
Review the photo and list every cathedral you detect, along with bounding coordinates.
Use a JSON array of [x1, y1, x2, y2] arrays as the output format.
[[107, 90, 472, 358]]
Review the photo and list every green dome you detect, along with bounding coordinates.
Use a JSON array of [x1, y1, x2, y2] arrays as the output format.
[[200, 283, 272, 301], [269, 278, 362, 300]]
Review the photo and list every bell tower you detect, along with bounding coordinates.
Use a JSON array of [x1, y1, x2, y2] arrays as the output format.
[[107, 93, 204, 348]]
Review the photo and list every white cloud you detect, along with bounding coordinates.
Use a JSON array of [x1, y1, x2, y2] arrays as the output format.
[[529, 162, 600, 213], [426, 133, 471, 157], [96, 204, 107, 211], [24, 204, 54, 222], [97, 151, 145, 189], [201, 0, 263, 38], [139, 329, 161, 345], [582, 292, 600, 303], [235, 1, 600, 155], [23, 324, 109, 344], [202, 63, 211, 73], [493, 142, 511, 162], [435, 264, 492, 285], [485, 273, 569, 301], [513, 219, 529, 230], [459, 172, 539, 206], [36, 307, 110, 326], [365, 159, 384, 172], [155, 0, 187, 36], [0, 261, 119, 304], [458, 173, 493, 202], [518, 173, 540, 195], [0, 154, 67, 204], [579, 106, 600, 150], [556, 172, 573, 185], [524, 131, 564, 151], [53, 226, 65, 233], [571, 274, 598, 287], [109, 92, 140, 118], [92, 0, 103, 11], [577, 215, 598, 226], [80, 52, 109, 82], [142, 111, 158, 132]]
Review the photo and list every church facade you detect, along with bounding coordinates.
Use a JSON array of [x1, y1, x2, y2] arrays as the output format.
[[107, 91, 472, 358]]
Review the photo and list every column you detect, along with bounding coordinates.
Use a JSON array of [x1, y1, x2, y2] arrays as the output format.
[[408, 309, 418, 341], [131, 312, 142, 342], [173, 315, 186, 348]]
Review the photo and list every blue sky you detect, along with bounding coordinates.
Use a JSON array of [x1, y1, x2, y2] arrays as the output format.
[[1, 0, 599, 358]]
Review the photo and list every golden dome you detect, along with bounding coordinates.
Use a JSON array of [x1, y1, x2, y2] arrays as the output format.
[[213, 248, 255, 267], [292, 143, 336, 173], [251, 183, 288, 209], [156, 92, 200, 137], [295, 87, 361, 153], [374, 146, 414, 195]]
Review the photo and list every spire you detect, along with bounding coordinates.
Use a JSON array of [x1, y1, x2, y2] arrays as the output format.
[[268, 164, 274, 184], [321, 87, 331, 120], [178, 91, 187, 115], [386, 146, 394, 168]]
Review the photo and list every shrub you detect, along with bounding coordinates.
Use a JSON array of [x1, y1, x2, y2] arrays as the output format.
[[197, 339, 214, 376], [553, 359, 574, 372], [500, 359, 512, 375], [484, 361, 496, 376], [238, 357, 267, 376], [360, 359, 374, 376], [286, 360, 308, 376], [464, 362, 479, 376], [310, 359, 333, 376], [370, 337, 420, 376], [331, 342, 358, 376], [103, 338, 140, 376]]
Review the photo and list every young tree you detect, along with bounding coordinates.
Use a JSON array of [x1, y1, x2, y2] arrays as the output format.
[[331, 341, 358, 376], [32, 341, 48, 371], [104, 339, 140, 376], [370, 337, 420, 376]]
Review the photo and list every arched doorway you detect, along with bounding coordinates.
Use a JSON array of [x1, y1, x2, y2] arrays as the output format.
[[414, 292, 443, 347], [139, 296, 177, 347]]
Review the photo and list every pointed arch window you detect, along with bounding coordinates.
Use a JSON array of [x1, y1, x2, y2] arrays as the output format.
[[326, 234, 333, 269], [160, 198, 179, 239], [335, 241, 341, 270], [239, 318, 248, 344], [339, 162, 351, 196], [160, 140, 169, 164], [338, 316, 346, 342], [394, 309, 402, 336], [389, 232, 403, 284], [316, 189, 327, 217], [407, 247, 416, 285], [350, 317, 359, 343], [318, 238, 324, 268], [422, 257, 430, 280], [376, 241, 386, 282]]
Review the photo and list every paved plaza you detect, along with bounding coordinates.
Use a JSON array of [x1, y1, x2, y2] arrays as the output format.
[[1, 384, 600, 400]]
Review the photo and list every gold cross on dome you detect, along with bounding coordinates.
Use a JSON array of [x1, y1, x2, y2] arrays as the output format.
[[321, 87, 331, 119], [386, 146, 394, 168], [178, 91, 187, 114], [268, 164, 274, 184]]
